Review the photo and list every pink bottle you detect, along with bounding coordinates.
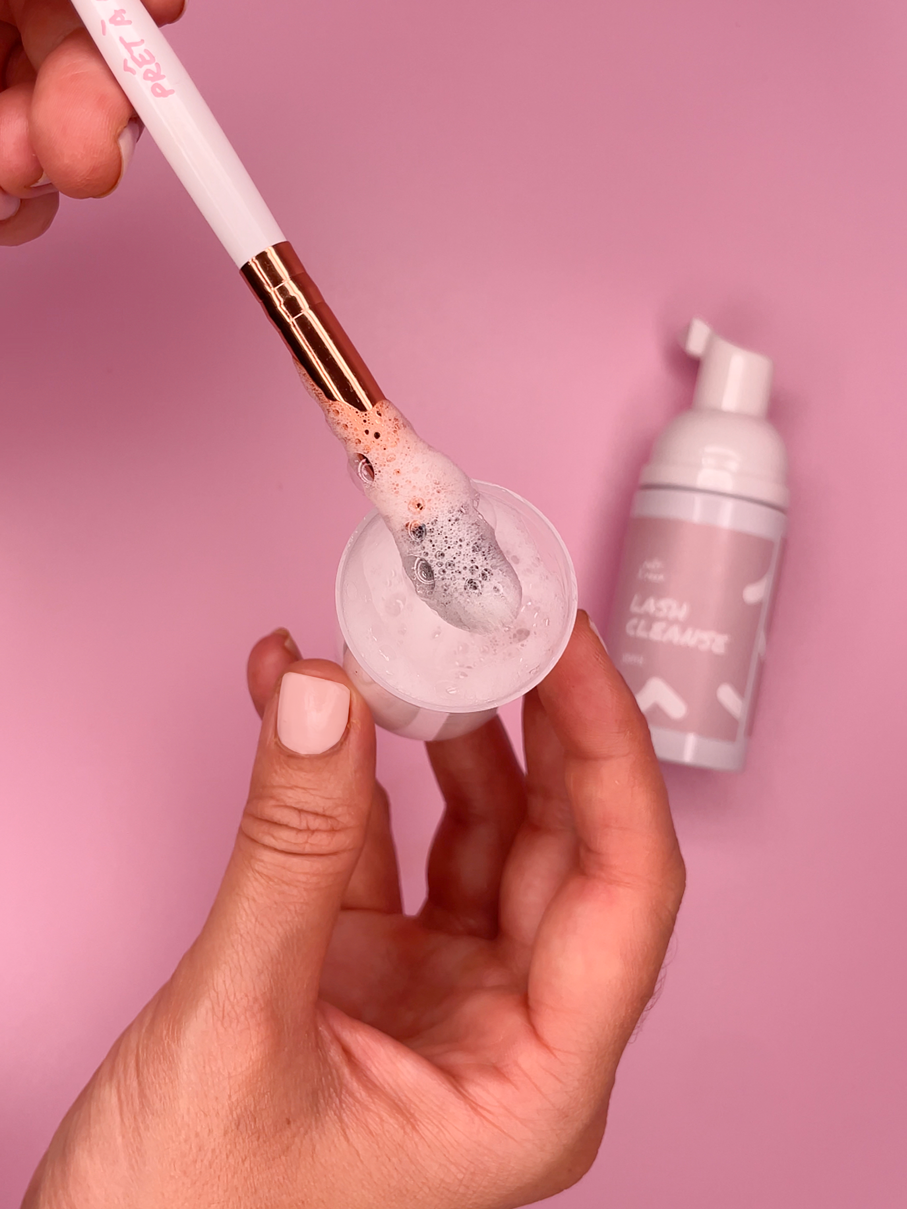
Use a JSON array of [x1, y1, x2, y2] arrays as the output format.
[[606, 319, 788, 771]]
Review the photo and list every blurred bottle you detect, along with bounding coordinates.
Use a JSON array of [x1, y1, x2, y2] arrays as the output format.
[[606, 319, 788, 771]]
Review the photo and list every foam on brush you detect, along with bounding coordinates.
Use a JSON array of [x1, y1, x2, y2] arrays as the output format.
[[316, 389, 522, 634]]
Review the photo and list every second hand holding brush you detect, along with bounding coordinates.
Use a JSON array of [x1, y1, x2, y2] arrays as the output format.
[[71, 0, 521, 635]]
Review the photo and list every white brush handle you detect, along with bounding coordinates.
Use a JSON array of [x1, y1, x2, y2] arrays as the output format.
[[71, 0, 284, 266]]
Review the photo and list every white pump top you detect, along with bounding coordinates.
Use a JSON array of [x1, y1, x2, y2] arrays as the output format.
[[639, 318, 789, 510], [684, 318, 774, 418]]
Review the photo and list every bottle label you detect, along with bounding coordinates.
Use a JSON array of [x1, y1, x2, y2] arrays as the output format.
[[606, 515, 781, 742]]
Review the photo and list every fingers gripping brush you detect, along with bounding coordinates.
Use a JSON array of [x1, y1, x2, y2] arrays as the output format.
[[72, 0, 522, 635]]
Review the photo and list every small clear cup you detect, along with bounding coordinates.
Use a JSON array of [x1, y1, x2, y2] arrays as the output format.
[[335, 482, 577, 741]]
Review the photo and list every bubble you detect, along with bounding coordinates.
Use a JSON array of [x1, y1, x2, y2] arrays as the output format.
[[414, 558, 435, 588], [336, 399, 523, 634]]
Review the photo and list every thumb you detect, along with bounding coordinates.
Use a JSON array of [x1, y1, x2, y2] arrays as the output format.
[[200, 659, 376, 1011]]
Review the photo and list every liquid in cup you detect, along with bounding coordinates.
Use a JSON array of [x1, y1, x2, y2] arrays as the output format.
[[336, 484, 577, 741]]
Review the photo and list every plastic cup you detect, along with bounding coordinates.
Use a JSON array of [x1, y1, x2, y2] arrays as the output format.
[[336, 482, 577, 741]]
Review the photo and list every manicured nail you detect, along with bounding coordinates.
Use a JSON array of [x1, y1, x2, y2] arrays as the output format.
[[277, 673, 350, 756], [588, 617, 609, 653], [116, 119, 141, 187], [271, 627, 302, 658], [0, 190, 21, 221], [24, 173, 57, 197]]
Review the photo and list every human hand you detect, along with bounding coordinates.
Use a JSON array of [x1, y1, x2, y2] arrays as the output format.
[[0, 0, 184, 244], [23, 612, 684, 1209]]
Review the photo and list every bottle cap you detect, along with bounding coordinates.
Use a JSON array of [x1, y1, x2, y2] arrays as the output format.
[[638, 318, 788, 509], [683, 318, 773, 418]]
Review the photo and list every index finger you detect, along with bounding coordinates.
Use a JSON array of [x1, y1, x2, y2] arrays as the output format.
[[9, 0, 184, 68], [2, 0, 184, 201], [526, 612, 685, 1062]]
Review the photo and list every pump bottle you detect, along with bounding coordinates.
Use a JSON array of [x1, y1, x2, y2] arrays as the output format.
[[606, 319, 788, 771]]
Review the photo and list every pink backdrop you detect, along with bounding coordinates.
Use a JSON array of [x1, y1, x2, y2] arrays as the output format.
[[2, 0, 906, 1204]]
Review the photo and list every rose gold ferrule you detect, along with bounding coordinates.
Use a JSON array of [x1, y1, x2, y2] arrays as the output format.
[[241, 242, 383, 413]]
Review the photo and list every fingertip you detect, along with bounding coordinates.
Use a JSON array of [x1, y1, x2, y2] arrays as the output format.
[[256, 657, 374, 763], [241, 659, 375, 874], [576, 609, 611, 661], [273, 627, 302, 660], [276, 658, 374, 746], [0, 190, 21, 220], [0, 83, 43, 194], [0, 190, 59, 245], [30, 30, 133, 199], [148, 0, 189, 26], [538, 608, 653, 765], [276, 672, 351, 757], [247, 629, 302, 718], [109, 118, 141, 195]]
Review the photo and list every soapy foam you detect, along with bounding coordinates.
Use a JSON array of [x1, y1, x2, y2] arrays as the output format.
[[317, 388, 523, 633], [339, 490, 570, 708]]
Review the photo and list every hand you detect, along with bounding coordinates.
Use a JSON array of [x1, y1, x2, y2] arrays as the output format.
[[0, 0, 184, 244], [23, 613, 685, 1209]]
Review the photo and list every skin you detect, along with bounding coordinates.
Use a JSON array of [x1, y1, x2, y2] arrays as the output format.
[[23, 614, 685, 1209], [6, 11, 685, 1201], [0, 0, 185, 246], [0, 0, 519, 635], [320, 390, 523, 634]]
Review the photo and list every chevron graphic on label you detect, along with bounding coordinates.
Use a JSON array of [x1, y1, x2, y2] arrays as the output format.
[[636, 677, 688, 720], [743, 574, 769, 604], [717, 682, 744, 719]]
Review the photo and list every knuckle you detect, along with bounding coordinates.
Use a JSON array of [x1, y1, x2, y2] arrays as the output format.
[[511, 1112, 606, 1202], [667, 846, 687, 911], [241, 790, 361, 861]]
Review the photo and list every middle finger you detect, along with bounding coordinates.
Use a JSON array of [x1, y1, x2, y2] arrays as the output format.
[[419, 716, 526, 939], [11, 0, 186, 68]]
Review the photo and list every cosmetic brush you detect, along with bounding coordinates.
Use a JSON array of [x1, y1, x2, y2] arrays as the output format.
[[71, 0, 521, 634]]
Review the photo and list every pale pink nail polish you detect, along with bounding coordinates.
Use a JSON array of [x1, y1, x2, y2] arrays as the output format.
[[269, 627, 302, 658], [0, 190, 21, 221], [116, 119, 141, 187], [24, 174, 57, 197], [588, 618, 609, 653], [277, 674, 350, 756]]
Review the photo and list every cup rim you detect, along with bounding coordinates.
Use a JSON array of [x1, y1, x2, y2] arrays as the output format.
[[335, 481, 578, 714]]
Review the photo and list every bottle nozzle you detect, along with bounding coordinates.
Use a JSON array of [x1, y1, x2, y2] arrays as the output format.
[[682, 317, 713, 358], [680, 317, 773, 418]]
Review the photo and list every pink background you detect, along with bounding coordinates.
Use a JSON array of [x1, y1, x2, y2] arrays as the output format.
[[2, 0, 906, 1203]]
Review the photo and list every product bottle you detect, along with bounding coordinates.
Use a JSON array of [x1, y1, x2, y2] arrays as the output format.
[[605, 319, 788, 771]]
